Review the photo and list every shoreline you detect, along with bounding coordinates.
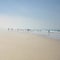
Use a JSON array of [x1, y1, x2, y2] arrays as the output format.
[[0, 29, 60, 40]]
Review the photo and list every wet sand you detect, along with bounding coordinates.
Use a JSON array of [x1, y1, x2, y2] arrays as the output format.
[[0, 31, 60, 60]]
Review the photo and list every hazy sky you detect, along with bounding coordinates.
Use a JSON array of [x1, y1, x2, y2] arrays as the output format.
[[0, 0, 60, 29]]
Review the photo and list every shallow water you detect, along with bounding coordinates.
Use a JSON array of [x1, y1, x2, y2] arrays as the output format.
[[31, 31, 60, 40]]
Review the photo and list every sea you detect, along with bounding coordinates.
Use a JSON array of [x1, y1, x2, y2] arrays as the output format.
[[31, 31, 60, 40]]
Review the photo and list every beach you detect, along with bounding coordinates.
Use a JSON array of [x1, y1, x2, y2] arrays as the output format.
[[0, 31, 60, 60]]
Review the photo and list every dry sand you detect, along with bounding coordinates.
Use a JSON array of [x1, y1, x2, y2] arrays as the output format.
[[0, 31, 60, 60]]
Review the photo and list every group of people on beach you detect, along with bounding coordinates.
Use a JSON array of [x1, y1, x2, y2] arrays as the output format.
[[8, 28, 51, 34], [8, 28, 31, 32]]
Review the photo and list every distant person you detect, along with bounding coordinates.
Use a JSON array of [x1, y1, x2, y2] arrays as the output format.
[[11, 28, 13, 31], [48, 30, 50, 33], [8, 28, 9, 31], [27, 29, 31, 32], [48, 30, 50, 35], [17, 29, 19, 32]]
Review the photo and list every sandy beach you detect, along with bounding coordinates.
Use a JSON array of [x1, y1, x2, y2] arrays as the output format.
[[0, 31, 60, 60]]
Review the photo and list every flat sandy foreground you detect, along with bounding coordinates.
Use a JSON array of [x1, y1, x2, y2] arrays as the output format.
[[0, 31, 60, 60]]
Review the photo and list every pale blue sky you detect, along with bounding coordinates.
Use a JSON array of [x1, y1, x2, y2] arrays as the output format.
[[0, 0, 60, 29]]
